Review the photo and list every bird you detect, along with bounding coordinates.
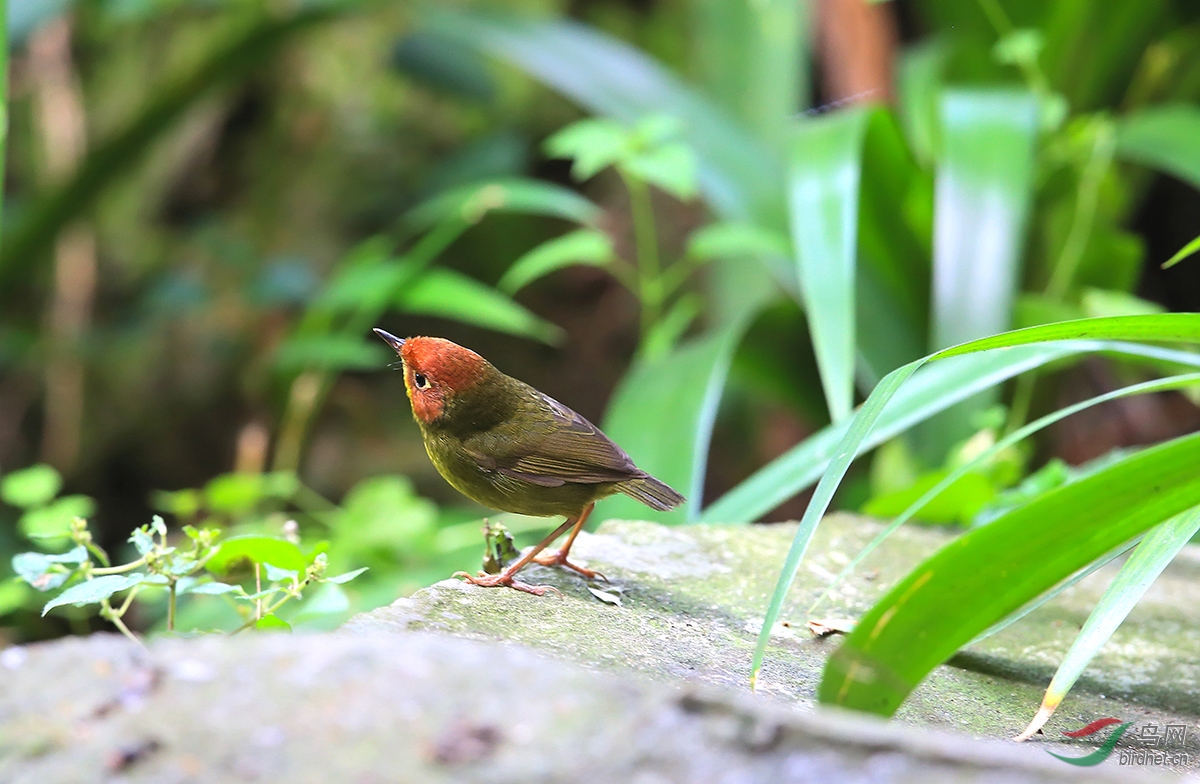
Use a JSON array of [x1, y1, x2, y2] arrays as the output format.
[[373, 329, 685, 595]]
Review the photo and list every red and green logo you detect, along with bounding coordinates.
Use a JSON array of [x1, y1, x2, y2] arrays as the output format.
[[1048, 718, 1132, 766]]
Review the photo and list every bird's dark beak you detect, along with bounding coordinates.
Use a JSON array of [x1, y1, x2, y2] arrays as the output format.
[[373, 328, 405, 354]]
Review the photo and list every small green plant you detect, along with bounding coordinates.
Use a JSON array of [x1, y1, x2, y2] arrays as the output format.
[[502, 114, 787, 359], [12, 513, 365, 644]]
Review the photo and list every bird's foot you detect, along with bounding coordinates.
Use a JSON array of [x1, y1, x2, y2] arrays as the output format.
[[453, 570, 561, 597], [532, 551, 608, 582]]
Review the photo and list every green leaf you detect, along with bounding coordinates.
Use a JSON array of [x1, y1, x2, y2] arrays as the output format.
[[206, 535, 307, 574], [274, 335, 391, 373], [183, 581, 244, 596], [744, 313, 1200, 685], [1162, 234, 1200, 270], [130, 528, 155, 556], [325, 567, 368, 585], [254, 614, 292, 632], [992, 29, 1043, 66], [12, 546, 88, 591], [1, 464, 62, 508], [544, 118, 631, 180], [1116, 104, 1200, 191], [625, 141, 697, 200], [1015, 505, 1200, 740], [896, 38, 947, 166], [788, 107, 872, 423], [1080, 288, 1165, 319], [291, 582, 351, 622], [42, 573, 145, 615], [497, 229, 615, 295], [397, 268, 565, 345], [820, 432, 1200, 716], [686, 222, 790, 261], [263, 563, 299, 583], [925, 90, 1039, 454], [404, 177, 602, 230], [19, 495, 95, 541], [598, 318, 754, 524], [0, 581, 32, 616]]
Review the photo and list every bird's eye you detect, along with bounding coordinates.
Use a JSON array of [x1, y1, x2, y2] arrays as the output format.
[[413, 372, 428, 389]]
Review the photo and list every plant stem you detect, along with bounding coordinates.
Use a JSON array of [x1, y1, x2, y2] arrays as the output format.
[[1006, 371, 1037, 435], [92, 556, 148, 575], [1046, 119, 1116, 298], [620, 170, 662, 341], [254, 563, 263, 621], [229, 585, 305, 635], [167, 581, 177, 632]]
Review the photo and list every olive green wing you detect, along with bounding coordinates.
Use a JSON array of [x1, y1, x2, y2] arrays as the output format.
[[463, 391, 641, 487]]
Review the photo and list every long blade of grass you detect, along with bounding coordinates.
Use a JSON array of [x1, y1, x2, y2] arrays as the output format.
[[1014, 505, 1200, 740], [788, 108, 872, 423], [747, 313, 1200, 686], [809, 371, 1200, 614], [820, 432, 1200, 715]]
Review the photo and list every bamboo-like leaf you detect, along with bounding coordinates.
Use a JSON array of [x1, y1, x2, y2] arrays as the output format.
[[1162, 234, 1200, 270], [1014, 506, 1200, 740], [497, 229, 615, 294], [924, 90, 1039, 455], [745, 313, 1200, 686], [397, 268, 565, 345], [810, 372, 1200, 614], [821, 432, 1200, 715], [403, 177, 603, 230], [598, 318, 755, 525], [1115, 104, 1200, 191], [788, 108, 872, 423]]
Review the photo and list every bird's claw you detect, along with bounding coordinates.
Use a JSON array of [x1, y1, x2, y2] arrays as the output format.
[[531, 551, 608, 582], [453, 570, 561, 597]]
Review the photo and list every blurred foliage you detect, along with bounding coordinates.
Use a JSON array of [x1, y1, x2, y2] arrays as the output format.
[[1, 0, 1200, 705]]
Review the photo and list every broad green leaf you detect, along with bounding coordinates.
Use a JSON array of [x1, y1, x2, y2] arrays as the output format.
[[686, 222, 789, 261], [404, 177, 602, 230], [745, 313, 1200, 685], [690, 0, 808, 147], [43, 573, 145, 615], [326, 567, 369, 584], [397, 268, 565, 345], [1116, 104, 1200, 191], [19, 495, 94, 541], [1, 464, 62, 508], [925, 90, 1039, 455], [598, 319, 754, 524], [788, 107, 872, 423], [1162, 234, 1200, 270], [1015, 505, 1200, 740], [206, 535, 307, 574], [820, 431, 1200, 715], [498, 229, 615, 294], [263, 563, 299, 583], [203, 473, 292, 515], [274, 335, 390, 373]]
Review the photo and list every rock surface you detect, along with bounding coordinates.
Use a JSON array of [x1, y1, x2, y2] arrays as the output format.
[[1, 514, 1197, 782]]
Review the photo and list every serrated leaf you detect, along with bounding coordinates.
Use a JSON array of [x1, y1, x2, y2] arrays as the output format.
[[1, 464, 62, 509], [12, 548, 87, 591], [325, 567, 368, 585], [42, 574, 145, 615], [625, 142, 697, 200], [130, 528, 155, 556], [206, 535, 307, 574], [184, 581, 245, 596], [544, 118, 630, 180], [263, 563, 298, 583], [497, 229, 615, 294]]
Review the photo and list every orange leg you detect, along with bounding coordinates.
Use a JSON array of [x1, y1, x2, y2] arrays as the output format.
[[454, 514, 578, 596], [533, 502, 605, 581]]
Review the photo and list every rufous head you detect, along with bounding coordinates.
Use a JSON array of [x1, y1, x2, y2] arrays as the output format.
[[373, 330, 488, 424]]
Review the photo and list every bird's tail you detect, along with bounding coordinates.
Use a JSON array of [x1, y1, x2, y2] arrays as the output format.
[[618, 474, 686, 511]]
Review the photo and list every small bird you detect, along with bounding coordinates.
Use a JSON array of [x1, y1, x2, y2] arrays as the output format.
[[374, 329, 685, 595]]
